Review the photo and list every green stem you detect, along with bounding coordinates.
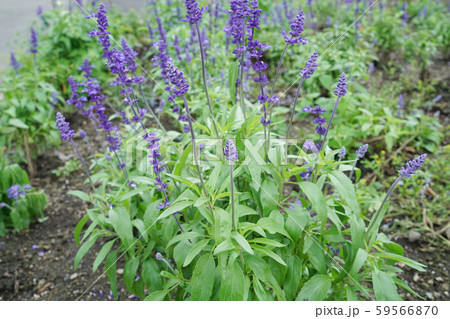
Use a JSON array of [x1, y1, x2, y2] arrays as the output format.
[[349, 158, 358, 181], [230, 163, 236, 231], [365, 176, 402, 240], [70, 138, 95, 192], [182, 95, 211, 209], [195, 22, 219, 137]]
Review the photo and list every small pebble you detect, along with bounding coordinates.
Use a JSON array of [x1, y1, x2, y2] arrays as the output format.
[[408, 230, 421, 243]]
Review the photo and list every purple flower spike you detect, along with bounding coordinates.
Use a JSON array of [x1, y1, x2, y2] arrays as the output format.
[[303, 139, 316, 151], [224, 139, 238, 161], [334, 73, 347, 97], [7, 185, 26, 201], [300, 51, 319, 79], [338, 146, 346, 160], [166, 61, 190, 97], [281, 9, 307, 46], [79, 129, 87, 139], [156, 252, 163, 260], [182, 0, 207, 24], [88, 3, 112, 55], [356, 144, 368, 159], [10, 52, 21, 70], [400, 154, 427, 178], [29, 27, 38, 54], [56, 112, 75, 141], [78, 58, 95, 78]]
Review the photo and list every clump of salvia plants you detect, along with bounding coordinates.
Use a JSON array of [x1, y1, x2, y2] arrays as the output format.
[[66, 2, 429, 301], [0, 156, 47, 235]]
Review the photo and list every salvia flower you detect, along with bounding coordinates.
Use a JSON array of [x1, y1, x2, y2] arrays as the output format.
[[79, 129, 87, 139], [281, 9, 307, 46], [334, 73, 347, 97], [400, 154, 427, 178], [224, 0, 250, 58], [29, 27, 38, 54], [338, 146, 346, 160], [397, 93, 404, 109], [356, 144, 368, 158], [7, 185, 26, 201], [300, 163, 313, 181], [326, 243, 340, 256], [303, 139, 316, 151], [78, 58, 95, 78], [146, 132, 171, 210], [300, 51, 319, 79], [10, 52, 21, 71], [304, 105, 327, 136], [56, 112, 75, 141], [155, 252, 163, 260], [224, 139, 238, 161], [88, 3, 112, 58], [182, 0, 207, 24], [166, 61, 190, 97]]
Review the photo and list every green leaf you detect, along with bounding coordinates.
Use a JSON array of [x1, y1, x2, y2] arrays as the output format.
[[142, 258, 163, 293], [328, 171, 360, 216], [219, 261, 245, 301], [253, 277, 274, 301], [124, 258, 140, 291], [257, 217, 291, 239], [214, 207, 232, 244], [248, 237, 286, 248], [372, 269, 402, 301], [93, 239, 116, 273], [183, 239, 210, 267], [349, 215, 365, 256], [299, 182, 328, 227], [305, 239, 327, 274], [252, 244, 286, 266], [105, 250, 118, 299], [174, 145, 193, 176], [166, 174, 200, 196], [260, 179, 278, 213], [68, 190, 90, 202], [9, 118, 29, 129], [74, 232, 100, 270], [213, 238, 235, 255], [191, 254, 216, 300], [74, 215, 89, 246], [228, 60, 239, 102], [144, 290, 168, 301], [167, 232, 205, 248], [374, 253, 426, 272], [109, 207, 134, 249], [173, 241, 193, 269], [157, 201, 194, 220], [231, 232, 254, 254], [118, 186, 152, 202], [296, 275, 331, 301], [246, 255, 286, 301], [284, 255, 302, 300], [285, 206, 309, 241], [131, 219, 148, 242], [350, 248, 368, 277]]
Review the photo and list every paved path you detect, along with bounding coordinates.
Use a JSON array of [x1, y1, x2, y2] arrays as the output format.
[[0, 0, 144, 71]]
